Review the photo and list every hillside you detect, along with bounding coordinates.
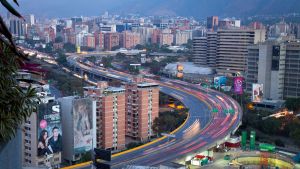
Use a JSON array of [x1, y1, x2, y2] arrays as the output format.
[[16, 0, 300, 18]]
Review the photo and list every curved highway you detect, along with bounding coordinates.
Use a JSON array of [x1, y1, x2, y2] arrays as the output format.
[[66, 55, 242, 168]]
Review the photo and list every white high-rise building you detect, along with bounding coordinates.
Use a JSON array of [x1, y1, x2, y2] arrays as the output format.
[[246, 39, 300, 99]]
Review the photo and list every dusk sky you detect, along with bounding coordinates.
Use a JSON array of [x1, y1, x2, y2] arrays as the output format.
[[4, 0, 300, 19]]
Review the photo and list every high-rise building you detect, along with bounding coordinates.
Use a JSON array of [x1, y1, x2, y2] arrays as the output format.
[[84, 82, 126, 150], [216, 29, 266, 76], [74, 24, 88, 34], [9, 18, 25, 37], [65, 20, 73, 29], [83, 34, 96, 48], [132, 27, 154, 45], [153, 18, 168, 29], [219, 19, 241, 29], [159, 33, 174, 46], [104, 32, 120, 51], [21, 88, 63, 168], [0, 129, 22, 169], [25, 14, 35, 26], [67, 33, 76, 45], [193, 37, 207, 66], [249, 22, 265, 30], [246, 40, 281, 100], [99, 24, 117, 32], [71, 17, 83, 29], [120, 31, 141, 49], [246, 40, 300, 99], [43, 26, 56, 43], [207, 16, 218, 31], [279, 41, 300, 98], [193, 32, 217, 68], [174, 30, 193, 45], [125, 78, 159, 141], [75, 32, 85, 47], [94, 31, 104, 50], [151, 29, 161, 44], [59, 96, 97, 163]]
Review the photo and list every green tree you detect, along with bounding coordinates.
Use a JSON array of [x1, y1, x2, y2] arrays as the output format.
[[111, 45, 120, 51], [56, 52, 68, 66], [115, 52, 126, 61], [78, 152, 92, 163], [87, 56, 97, 63], [63, 43, 76, 53], [285, 98, 300, 112], [128, 65, 139, 75], [159, 93, 169, 105], [102, 57, 113, 68], [44, 42, 54, 53], [182, 39, 193, 49], [152, 110, 188, 136], [126, 142, 143, 149], [55, 36, 63, 43], [0, 42, 38, 144], [135, 44, 145, 50], [0, 0, 38, 145], [290, 128, 300, 147], [159, 45, 172, 53]]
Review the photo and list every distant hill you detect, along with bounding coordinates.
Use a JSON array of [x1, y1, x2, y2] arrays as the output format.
[[16, 0, 300, 18], [111, 0, 300, 18]]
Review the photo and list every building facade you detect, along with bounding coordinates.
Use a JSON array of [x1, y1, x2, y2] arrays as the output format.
[[120, 31, 141, 49], [59, 96, 97, 163], [84, 82, 126, 151], [104, 32, 120, 51], [246, 40, 300, 99], [22, 95, 62, 168], [193, 32, 217, 68], [216, 29, 266, 76], [125, 78, 159, 141], [207, 16, 218, 31]]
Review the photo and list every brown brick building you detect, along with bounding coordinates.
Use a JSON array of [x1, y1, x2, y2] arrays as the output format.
[[125, 78, 159, 141]]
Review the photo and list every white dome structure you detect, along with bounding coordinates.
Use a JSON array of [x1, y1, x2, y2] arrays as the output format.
[[164, 62, 214, 75]]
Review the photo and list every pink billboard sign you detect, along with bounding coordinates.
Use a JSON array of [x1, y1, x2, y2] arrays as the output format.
[[234, 77, 244, 95]]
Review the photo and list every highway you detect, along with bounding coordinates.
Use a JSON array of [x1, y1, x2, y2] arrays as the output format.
[[67, 54, 242, 168], [66, 54, 242, 168]]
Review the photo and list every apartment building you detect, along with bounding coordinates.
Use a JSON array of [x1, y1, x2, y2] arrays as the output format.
[[84, 82, 126, 151], [22, 90, 62, 168], [104, 32, 120, 51], [120, 31, 141, 49], [125, 78, 159, 141]]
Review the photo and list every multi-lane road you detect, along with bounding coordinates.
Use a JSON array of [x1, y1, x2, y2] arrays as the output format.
[[66, 54, 242, 168]]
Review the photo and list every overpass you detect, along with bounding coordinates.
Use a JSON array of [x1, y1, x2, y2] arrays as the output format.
[[64, 54, 243, 168]]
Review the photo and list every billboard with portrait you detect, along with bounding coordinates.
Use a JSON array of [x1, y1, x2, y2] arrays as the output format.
[[252, 84, 264, 102], [214, 76, 227, 88], [73, 98, 93, 154], [233, 77, 244, 95], [37, 103, 62, 157]]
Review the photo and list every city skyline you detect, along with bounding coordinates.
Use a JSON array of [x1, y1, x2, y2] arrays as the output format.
[[4, 0, 300, 18], [1, 1, 300, 168]]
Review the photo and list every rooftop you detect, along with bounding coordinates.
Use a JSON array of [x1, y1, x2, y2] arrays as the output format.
[[105, 86, 126, 92]]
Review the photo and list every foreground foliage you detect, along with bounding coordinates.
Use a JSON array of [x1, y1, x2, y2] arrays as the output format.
[[0, 42, 38, 144]]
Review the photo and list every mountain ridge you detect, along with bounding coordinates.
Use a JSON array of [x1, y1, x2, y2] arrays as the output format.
[[16, 0, 300, 18]]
